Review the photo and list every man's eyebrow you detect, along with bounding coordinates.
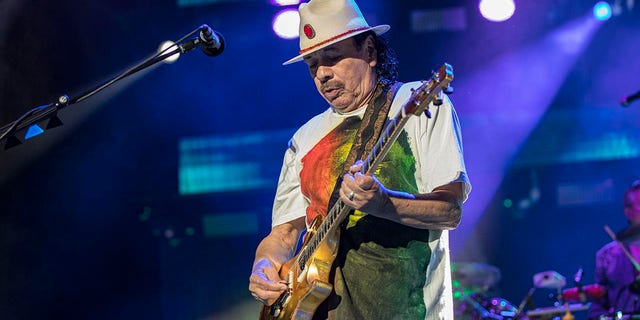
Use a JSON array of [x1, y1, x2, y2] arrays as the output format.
[[303, 45, 342, 62], [321, 46, 340, 53]]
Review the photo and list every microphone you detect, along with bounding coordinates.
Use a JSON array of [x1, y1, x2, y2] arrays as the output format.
[[573, 267, 587, 304], [198, 24, 225, 57], [620, 90, 640, 107]]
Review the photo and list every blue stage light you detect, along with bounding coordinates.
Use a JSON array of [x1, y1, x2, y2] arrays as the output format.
[[593, 1, 612, 20]]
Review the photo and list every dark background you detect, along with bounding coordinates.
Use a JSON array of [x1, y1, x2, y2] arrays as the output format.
[[1, 0, 639, 319]]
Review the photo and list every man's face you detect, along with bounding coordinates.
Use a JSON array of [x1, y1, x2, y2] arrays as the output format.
[[624, 188, 640, 224], [303, 36, 378, 113]]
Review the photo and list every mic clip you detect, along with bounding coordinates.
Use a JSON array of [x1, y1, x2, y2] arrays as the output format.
[[176, 24, 225, 57], [179, 37, 202, 54]]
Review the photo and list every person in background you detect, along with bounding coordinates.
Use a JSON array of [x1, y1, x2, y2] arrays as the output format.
[[589, 179, 640, 318]]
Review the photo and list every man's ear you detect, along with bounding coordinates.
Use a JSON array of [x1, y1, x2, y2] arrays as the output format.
[[365, 35, 378, 66]]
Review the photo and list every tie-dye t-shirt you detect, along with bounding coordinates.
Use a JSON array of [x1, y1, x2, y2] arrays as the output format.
[[271, 81, 471, 320]]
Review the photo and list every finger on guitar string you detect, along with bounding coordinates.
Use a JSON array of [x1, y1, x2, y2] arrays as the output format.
[[348, 160, 365, 174], [251, 259, 287, 286], [249, 277, 287, 306], [250, 273, 287, 291], [341, 173, 360, 197], [338, 186, 355, 203], [249, 268, 287, 305], [343, 168, 375, 193], [352, 173, 375, 193]]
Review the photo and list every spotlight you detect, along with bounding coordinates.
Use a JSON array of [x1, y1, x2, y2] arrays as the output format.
[[270, 0, 301, 5], [272, 9, 300, 40], [593, 1, 612, 20], [479, 0, 516, 22], [158, 41, 180, 63]]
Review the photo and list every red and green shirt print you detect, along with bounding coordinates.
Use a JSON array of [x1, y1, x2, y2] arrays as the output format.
[[299, 115, 419, 227]]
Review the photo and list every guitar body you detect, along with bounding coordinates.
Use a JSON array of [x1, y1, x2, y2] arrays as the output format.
[[259, 215, 341, 320]]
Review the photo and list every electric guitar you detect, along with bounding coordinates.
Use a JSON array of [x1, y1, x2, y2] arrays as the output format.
[[259, 63, 454, 320]]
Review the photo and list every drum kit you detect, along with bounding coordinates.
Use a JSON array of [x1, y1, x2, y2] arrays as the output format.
[[452, 262, 519, 319], [452, 262, 605, 320], [452, 224, 640, 319]]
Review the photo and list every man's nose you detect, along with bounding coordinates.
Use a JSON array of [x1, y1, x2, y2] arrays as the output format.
[[316, 65, 333, 82]]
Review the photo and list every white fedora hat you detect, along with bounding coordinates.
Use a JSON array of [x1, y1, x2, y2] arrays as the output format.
[[282, 0, 390, 65]]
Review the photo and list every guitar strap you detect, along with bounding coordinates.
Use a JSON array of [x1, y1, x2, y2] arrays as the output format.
[[326, 81, 403, 212]]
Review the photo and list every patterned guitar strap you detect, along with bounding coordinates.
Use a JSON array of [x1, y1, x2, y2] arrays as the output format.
[[326, 81, 403, 213]]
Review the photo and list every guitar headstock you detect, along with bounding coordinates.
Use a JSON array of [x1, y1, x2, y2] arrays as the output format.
[[405, 63, 454, 117]]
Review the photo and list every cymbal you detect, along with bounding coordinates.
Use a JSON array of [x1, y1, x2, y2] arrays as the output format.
[[451, 262, 501, 291], [616, 224, 640, 243]]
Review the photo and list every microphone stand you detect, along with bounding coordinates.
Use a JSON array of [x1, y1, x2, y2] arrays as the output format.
[[573, 267, 587, 305], [0, 25, 209, 150]]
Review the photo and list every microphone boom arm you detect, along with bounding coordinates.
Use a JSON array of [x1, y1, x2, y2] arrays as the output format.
[[0, 25, 213, 149]]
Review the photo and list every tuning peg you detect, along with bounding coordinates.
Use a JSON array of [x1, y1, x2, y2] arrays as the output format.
[[444, 85, 454, 94], [434, 91, 445, 106], [424, 108, 432, 118]]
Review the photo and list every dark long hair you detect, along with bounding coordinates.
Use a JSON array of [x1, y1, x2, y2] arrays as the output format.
[[353, 30, 399, 85]]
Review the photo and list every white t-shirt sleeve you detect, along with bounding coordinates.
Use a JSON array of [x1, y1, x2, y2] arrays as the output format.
[[396, 82, 471, 201], [271, 139, 308, 227]]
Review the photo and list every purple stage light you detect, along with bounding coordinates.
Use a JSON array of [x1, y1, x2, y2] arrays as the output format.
[[272, 9, 300, 40], [270, 0, 301, 6], [450, 13, 604, 259]]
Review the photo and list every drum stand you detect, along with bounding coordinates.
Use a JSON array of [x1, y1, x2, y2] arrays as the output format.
[[460, 294, 504, 320]]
